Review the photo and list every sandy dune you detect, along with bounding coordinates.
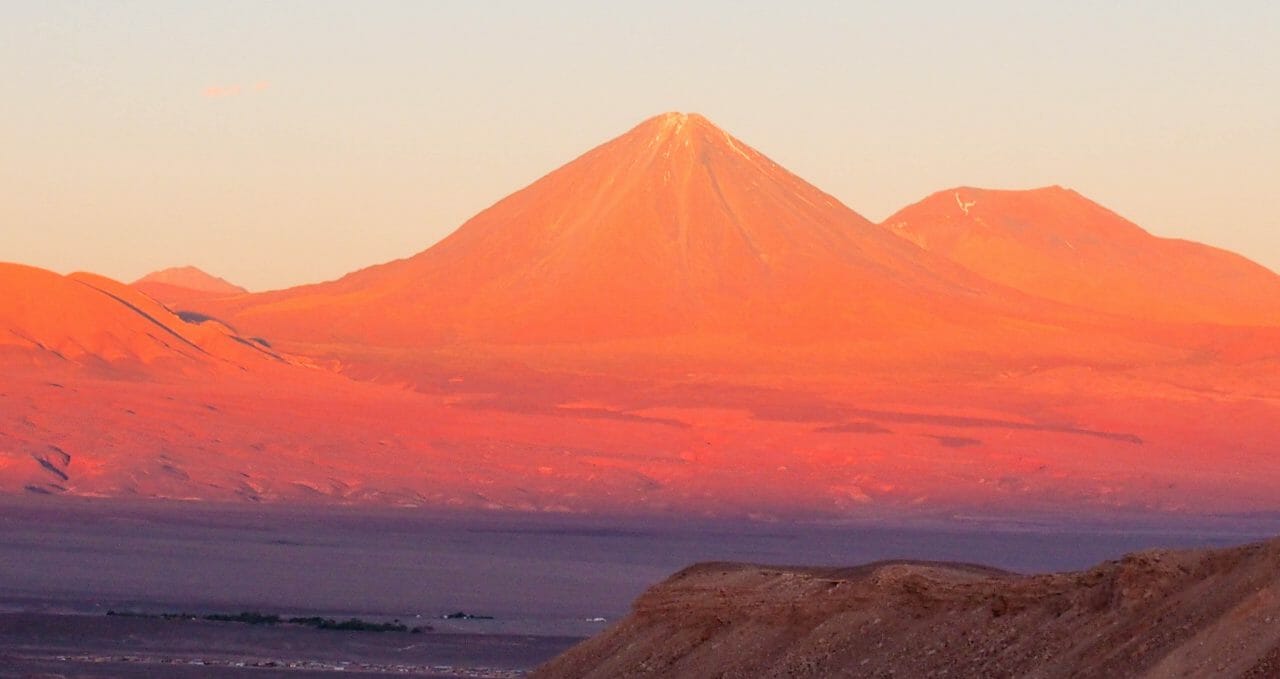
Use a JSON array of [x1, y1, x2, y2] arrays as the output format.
[[0, 262, 281, 372]]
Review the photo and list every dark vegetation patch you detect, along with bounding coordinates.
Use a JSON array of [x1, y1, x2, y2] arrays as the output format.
[[205, 611, 281, 625], [106, 610, 432, 633], [442, 611, 495, 620], [287, 616, 424, 632]]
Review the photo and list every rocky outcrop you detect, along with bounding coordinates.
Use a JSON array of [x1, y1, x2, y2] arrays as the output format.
[[536, 537, 1280, 678]]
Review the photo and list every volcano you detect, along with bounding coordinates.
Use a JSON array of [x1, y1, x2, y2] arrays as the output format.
[[884, 186, 1280, 326], [4, 114, 1280, 517], [201, 113, 1044, 353]]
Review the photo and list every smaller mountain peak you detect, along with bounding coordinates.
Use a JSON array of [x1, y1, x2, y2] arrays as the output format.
[[932, 186, 1089, 214], [134, 266, 246, 294], [945, 185, 1071, 198], [1016, 184, 1077, 198]]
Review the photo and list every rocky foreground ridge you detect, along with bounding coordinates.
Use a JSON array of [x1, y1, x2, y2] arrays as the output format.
[[536, 536, 1280, 678]]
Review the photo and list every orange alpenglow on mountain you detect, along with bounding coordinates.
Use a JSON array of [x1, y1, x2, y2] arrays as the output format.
[[131, 265, 248, 307], [0, 262, 278, 372], [3, 113, 1280, 516], [884, 186, 1280, 325], [200, 113, 1047, 352]]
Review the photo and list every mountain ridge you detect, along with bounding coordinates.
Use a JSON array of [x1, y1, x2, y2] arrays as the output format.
[[0, 262, 281, 373], [188, 113, 1074, 352], [883, 185, 1280, 325], [134, 265, 246, 294], [132, 265, 249, 308], [2, 113, 1279, 516], [535, 536, 1280, 678]]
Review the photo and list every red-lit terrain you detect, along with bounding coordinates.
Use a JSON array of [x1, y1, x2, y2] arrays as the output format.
[[132, 265, 247, 307], [196, 112, 1042, 350], [0, 263, 280, 372], [884, 186, 1280, 325], [2, 113, 1278, 520]]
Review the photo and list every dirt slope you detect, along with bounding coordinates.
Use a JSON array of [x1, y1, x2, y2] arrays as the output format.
[[536, 537, 1280, 678]]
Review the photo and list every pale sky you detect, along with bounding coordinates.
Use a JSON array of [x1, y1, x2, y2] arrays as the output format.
[[2, 1, 1278, 290]]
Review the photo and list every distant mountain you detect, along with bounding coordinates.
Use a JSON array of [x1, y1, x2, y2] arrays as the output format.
[[132, 266, 247, 307], [198, 113, 1039, 351], [0, 262, 279, 372], [883, 186, 1280, 325], [2, 114, 1279, 518], [134, 266, 245, 294]]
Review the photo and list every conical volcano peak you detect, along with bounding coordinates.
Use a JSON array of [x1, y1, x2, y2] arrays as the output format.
[[629, 111, 757, 161], [654, 110, 691, 127], [645, 111, 711, 133], [203, 108, 980, 345]]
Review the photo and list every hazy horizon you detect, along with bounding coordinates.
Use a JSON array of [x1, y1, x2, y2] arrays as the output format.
[[3, 1, 1278, 290]]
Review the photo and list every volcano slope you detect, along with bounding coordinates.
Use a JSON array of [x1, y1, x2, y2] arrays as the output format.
[[159, 112, 1280, 519], [193, 112, 1083, 358], [0, 262, 347, 498], [535, 536, 1280, 678], [9, 263, 789, 508], [5, 113, 1280, 519]]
